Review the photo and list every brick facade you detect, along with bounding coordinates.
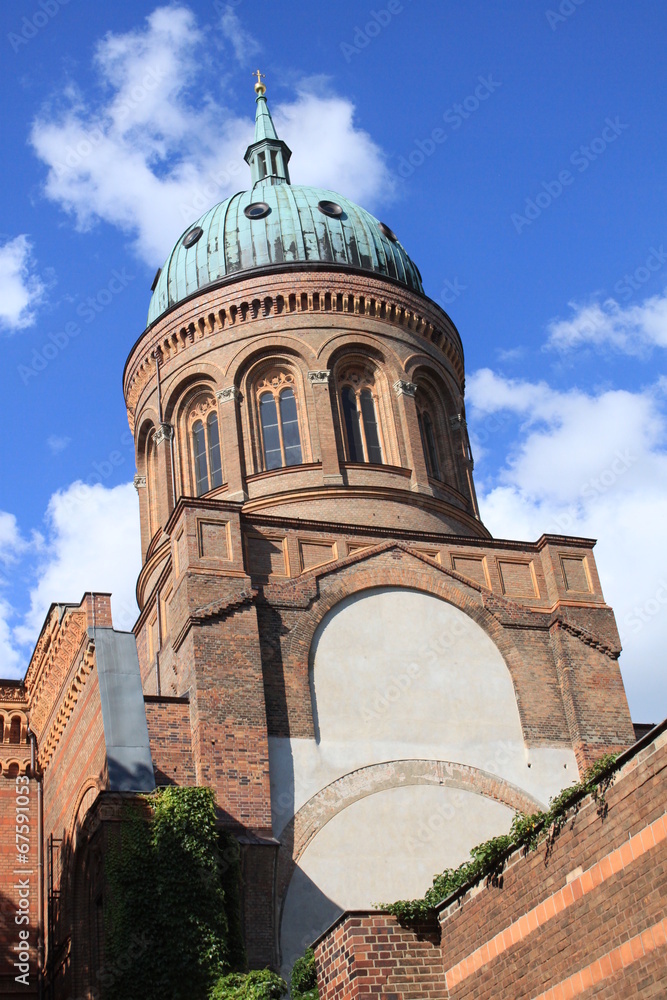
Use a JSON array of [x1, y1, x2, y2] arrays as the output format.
[[313, 726, 667, 998], [0, 249, 647, 995]]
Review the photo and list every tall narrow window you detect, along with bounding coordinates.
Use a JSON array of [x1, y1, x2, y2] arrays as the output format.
[[9, 717, 21, 745], [339, 369, 384, 464], [418, 410, 441, 480], [189, 399, 223, 495], [0, 717, 4, 743], [342, 386, 363, 462], [207, 411, 223, 488], [258, 374, 303, 470]]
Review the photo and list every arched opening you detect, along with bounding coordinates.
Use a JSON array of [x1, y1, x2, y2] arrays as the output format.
[[9, 716, 22, 745]]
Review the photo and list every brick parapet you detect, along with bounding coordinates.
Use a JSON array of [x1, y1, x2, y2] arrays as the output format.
[[313, 726, 667, 999]]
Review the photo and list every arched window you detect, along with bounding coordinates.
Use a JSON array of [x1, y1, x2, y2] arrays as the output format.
[[9, 717, 21, 745], [188, 397, 223, 496], [0, 717, 4, 743], [257, 372, 303, 470], [418, 409, 442, 480], [338, 369, 383, 464]]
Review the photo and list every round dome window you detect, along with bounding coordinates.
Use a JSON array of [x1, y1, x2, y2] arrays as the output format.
[[244, 202, 271, 219], [317, 200, 344, 218], [379, 222, 398, 242], [182, 226, 203, 249]]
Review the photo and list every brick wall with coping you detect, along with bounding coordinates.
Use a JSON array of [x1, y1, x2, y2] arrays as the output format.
[[313, 725, 667, 999]]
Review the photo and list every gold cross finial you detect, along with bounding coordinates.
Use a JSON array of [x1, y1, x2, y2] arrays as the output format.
[[253, 69, 266, 95]]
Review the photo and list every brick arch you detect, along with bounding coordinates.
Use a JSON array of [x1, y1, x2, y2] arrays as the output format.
[[275, 758, 544, 937], [223, 334, 318, 381], [283, 549, 529, 732], [68, 777, 104, 843], [316, 329, 404, 376]]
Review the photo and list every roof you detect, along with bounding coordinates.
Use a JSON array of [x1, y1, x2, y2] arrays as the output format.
[[146, 82, 423, 326], [147, 184, 423, 326]]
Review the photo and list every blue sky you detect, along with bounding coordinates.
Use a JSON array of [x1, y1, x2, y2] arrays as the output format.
[[0, 0, 665, 721]]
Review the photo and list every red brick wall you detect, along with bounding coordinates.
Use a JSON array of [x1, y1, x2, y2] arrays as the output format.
[[0, 776, 38, 998], [144, 696, 195, 785], [314, 728, 667, 999], [315, 913, 446, 999]]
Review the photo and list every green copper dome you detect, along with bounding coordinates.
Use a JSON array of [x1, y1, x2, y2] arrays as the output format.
[[146, 86, 423, 327]]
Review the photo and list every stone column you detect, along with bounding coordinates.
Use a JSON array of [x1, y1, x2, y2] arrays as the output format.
[[217, 386, 247, 502], [308, 370, 343, 485], [393, 380, 432, 493]]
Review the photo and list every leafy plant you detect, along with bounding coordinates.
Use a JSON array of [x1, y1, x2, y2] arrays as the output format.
[[209, 969, 287, 999], [382, 753, 618, 921], [105, 787, 233, 1000], [291, 947, 319, 999]]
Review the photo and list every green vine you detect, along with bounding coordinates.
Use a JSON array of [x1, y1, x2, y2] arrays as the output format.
[[382, 754, 618, 922], [209, 969, 288, 999], [291, 947, 320, 999], [104, 787, 234, 1000]]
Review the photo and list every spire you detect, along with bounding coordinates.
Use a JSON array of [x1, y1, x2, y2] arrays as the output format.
[[244, 71, 291, 187]]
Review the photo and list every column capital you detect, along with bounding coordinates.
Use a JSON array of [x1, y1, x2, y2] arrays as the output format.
[[393, 379, 418, 398], [307, 370, 332, 385], [216, 386, 241, 404], [154, 423, 174, 445], [133, 474, 146, 490]]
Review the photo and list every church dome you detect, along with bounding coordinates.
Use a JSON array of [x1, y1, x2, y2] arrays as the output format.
[[147, 83, 423, 327]]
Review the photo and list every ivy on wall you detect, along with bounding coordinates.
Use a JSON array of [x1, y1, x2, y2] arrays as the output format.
[[104, 787, 242, 1000], [383, 754, 618, 922]]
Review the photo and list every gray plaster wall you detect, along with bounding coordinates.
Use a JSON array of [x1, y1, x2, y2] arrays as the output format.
[[93, 627, 155, 793], [271, 587, 577, 968]]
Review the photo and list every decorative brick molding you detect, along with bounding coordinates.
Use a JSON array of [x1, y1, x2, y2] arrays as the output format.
[[216, 385, 241, 403], [154, 422, 174, 445], [307, 370, 331, 384], [124, 270, 464, 429], [393, 378, 418, 397]]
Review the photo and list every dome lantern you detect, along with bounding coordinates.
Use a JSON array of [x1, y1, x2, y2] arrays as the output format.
[[244, 71, 291, 187]]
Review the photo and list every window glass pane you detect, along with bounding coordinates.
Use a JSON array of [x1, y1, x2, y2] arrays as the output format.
[[418, 412, 431, 476], [342, 386, 363, 462], [360, 389, 382, 464], [192, 420, 209, 495], [207, 411, 223, 488], [279, 388, 302, 466], [423, 412, 441, 480], [260, 393, 282, 469]]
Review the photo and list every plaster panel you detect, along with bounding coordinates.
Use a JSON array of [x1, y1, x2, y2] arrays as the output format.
[[279, 783, 513, 970]]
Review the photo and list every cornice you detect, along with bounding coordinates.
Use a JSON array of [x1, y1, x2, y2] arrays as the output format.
[[123, 269, 465, 432]]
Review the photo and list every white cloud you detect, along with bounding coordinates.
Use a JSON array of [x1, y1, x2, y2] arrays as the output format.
[[12, 482, 141, 652], [219, 7, 261, 65], [0, 235, 46, 331], [46, 434, 71, 455], [468, 370, 667, 723], [547, 290, 667, 354], [30, 5, 395, 266]]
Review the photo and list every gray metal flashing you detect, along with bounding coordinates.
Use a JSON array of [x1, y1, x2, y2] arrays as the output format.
[[91, 627, 156, 793]]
